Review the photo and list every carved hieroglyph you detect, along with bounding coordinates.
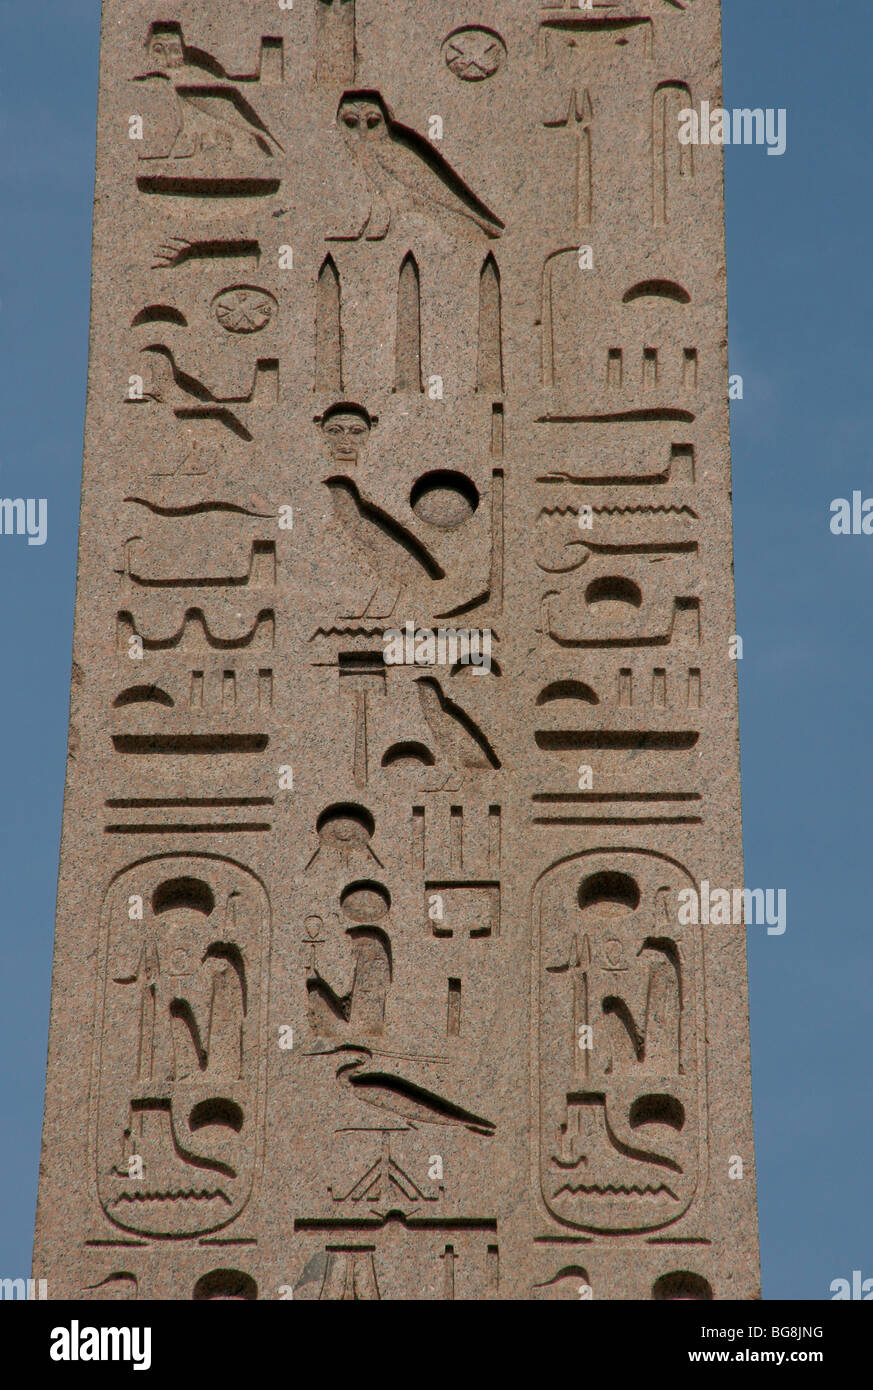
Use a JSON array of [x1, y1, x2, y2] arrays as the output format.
[[93, 854, 270, 1237], [534, 850, 705, 1234], [34, 0, 758, 1301]]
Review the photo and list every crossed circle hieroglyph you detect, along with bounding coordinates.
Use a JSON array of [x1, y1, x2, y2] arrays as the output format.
[[212, 285, 277, 334], [442, 27, 506, 82]]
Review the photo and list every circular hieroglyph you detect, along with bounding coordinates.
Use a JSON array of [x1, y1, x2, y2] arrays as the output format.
[[442, 27, 506, 82], [410, 471, 480, 529], [341, 881, 391, 923], [212, 285, 277, 334]]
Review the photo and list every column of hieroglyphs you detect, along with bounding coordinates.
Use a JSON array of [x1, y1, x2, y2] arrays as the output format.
[[34, 0, 759, 1300]]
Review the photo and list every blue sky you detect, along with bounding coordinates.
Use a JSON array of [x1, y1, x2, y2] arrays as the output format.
[[0, 0, 870, 1299]]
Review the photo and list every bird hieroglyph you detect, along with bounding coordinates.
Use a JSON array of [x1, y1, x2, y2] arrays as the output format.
[[330, 92, 504, 242]]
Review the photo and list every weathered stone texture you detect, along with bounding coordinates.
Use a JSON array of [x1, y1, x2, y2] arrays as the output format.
[[34, 0, 759, 1300]]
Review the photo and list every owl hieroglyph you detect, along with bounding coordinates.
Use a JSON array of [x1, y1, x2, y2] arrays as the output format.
[[331, 91, 504, 241]]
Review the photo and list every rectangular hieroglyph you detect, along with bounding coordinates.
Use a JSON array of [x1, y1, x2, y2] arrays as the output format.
[[34, 0, 759, 1301]]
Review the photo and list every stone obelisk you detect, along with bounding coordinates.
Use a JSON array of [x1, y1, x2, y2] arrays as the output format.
[[34, 0, 759, 1300]]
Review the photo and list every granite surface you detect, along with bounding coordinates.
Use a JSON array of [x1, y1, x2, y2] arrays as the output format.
[[33, 0, 760, 1301]]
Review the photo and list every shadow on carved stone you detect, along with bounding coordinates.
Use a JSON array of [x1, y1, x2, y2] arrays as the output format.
[[652, 1271, 713, 1301], [192, 1269, 257, 1300]]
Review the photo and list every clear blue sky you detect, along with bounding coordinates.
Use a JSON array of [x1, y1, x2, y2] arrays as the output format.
[[0, 0, 870, 1299]]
